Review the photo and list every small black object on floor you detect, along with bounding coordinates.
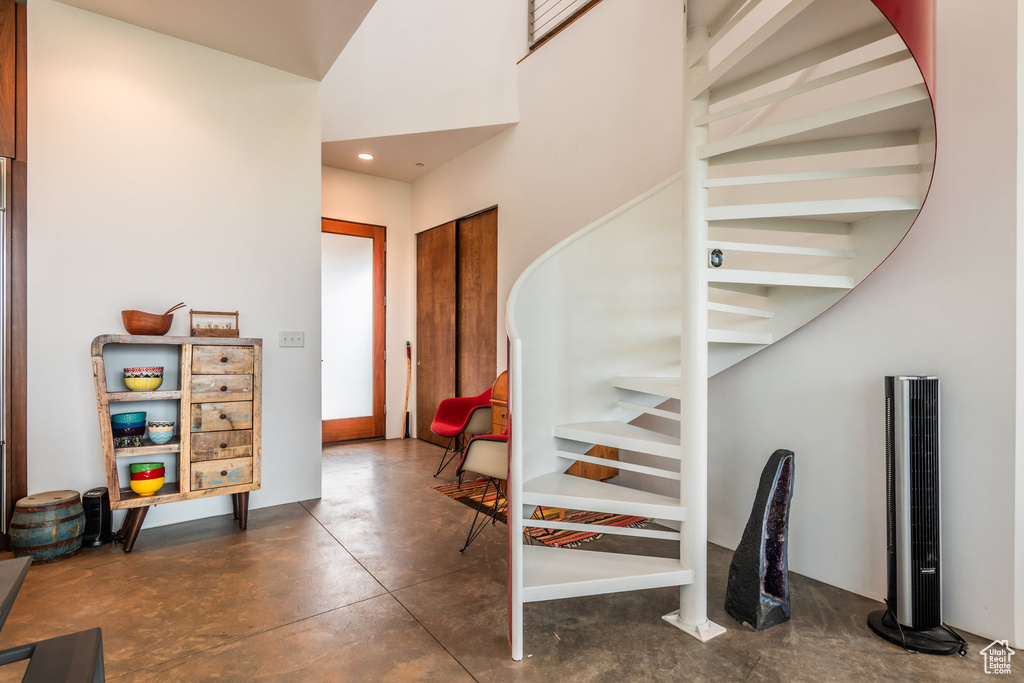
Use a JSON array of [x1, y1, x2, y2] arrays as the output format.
[[867, 608, 966, 656], [82, 487, 112, 547]]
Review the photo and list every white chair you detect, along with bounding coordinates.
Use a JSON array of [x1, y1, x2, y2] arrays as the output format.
[[454, 434, 508, 554]]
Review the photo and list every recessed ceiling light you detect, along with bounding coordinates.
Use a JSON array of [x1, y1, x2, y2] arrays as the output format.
[[358, 153, 374, 160]]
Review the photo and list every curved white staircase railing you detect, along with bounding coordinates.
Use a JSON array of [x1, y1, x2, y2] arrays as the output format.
[[506, 0, 935, 660]]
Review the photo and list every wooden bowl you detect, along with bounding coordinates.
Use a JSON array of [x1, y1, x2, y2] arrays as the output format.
[[121, 310, 173, 336]]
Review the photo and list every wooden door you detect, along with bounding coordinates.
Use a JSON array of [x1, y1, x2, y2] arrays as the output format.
[[457, 208, 497, 397], [321, 219, 386, 442], [416, 222, 457, 447]]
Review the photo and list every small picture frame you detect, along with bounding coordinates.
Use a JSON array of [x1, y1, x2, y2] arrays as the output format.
[[189, 310, 239, 338]]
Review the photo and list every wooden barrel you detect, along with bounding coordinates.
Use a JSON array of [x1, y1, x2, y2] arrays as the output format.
[[10, 490, 85, 564]]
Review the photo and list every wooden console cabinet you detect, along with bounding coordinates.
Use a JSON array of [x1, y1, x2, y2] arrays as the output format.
[[91, 335, 262, 551]]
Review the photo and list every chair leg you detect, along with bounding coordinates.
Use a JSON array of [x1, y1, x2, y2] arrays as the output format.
[[491, 481, 507, 525], [459, 477, 503, 554], [523, 505, 546, 545], [434, 436, 459, 477]]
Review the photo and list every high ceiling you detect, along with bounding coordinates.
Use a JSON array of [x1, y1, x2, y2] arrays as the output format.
[[52, 0, 517, 183], [55, 0, 377, 81], [322, 124, 515, 184]]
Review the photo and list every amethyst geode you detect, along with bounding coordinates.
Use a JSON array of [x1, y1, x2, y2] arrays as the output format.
[[725, 449, 795, 631]]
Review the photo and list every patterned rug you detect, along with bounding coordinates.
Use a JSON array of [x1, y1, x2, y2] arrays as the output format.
[[435, 477, 647, 548]]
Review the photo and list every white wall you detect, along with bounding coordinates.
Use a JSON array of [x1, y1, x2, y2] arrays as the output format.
[[320, 0, 522, 143], [412, 0, 686, 372], [1017, 0, 1024, 649], [708, 0, 1017, 643], [28, 0, 324, 528], [321, 166, 413, 439]]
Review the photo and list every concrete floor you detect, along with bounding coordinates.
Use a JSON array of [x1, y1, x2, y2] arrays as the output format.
[[0, 439, 999, 681]]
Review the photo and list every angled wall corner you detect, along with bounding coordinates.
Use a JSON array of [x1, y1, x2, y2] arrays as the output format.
[[320, 0, 524, 144]]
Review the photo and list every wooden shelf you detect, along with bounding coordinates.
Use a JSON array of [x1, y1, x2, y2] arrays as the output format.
[[113, 436, 181, 458], [93, 335, 263, 547], [107, 390, 182, 402], [116, 481, 181, 505]]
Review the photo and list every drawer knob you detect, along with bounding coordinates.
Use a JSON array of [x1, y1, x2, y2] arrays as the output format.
[[220, 470, 228, 476], [220, 386, 228, 392], [219, 414, 227, 420], [220, 443, 228, 449], [221, 357, 228, 363]]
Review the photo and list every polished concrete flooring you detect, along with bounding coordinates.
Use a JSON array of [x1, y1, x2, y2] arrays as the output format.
[[0, 439, 999, 681]]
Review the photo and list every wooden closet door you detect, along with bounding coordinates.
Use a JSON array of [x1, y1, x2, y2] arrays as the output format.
[[416, 222, 457, 446], [457, 209, 497, 397]]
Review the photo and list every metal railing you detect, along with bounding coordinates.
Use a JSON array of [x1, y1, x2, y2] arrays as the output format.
[[529, 0, 601, 48]]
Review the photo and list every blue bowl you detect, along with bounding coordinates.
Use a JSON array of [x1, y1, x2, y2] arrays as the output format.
[[112, 425, 146, 437], [148, 431, 174, 445], [111, 411, 146, 426]]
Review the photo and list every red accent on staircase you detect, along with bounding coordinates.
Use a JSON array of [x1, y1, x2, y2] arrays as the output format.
[[871, 0, 936, 96]]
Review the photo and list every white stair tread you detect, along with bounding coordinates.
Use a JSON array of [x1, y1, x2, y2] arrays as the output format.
[[522, 545, 694, 603], [697, 85, 930, 160], [708, 269, 854, 289], [691, 0, 817, 97], [707, 240, 855, 259], [708, 131, 919, 169], [707, 301, 774, 319], [616, 399, 682, 421], [522, 518, 681, 542], [703, 163, 922, 187], [522, 473, 687, 521], [708, 22, 894, 105], [554, 421, 680, 459], [708, 329, 773, 345], [705, 196, 920, 222], [556, 451, 681, 481], [612, 376, 681, 399], [697, 51, 913, 127]]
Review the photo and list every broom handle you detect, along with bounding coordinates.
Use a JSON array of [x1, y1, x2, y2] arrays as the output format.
[[402, 341, 411, 439]]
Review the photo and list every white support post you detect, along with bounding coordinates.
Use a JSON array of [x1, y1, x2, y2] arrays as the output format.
[[663, 33, 725, 643], [509, 339, 525, 660]]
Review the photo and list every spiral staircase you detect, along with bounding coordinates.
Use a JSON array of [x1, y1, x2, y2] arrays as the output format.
[[505, 0, 936, 661]]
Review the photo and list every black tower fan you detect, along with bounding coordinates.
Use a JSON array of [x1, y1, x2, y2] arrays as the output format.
[[868, 376, 965, 655]]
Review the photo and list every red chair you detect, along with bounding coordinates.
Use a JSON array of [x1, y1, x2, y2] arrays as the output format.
[[454, 433, 508, 553], [430, 387, 492, 477]]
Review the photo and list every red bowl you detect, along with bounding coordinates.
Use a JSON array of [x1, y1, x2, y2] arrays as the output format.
[[130, 467, 165, 480]]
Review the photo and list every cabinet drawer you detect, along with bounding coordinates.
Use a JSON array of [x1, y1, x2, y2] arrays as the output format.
[[492, 405, 508, 432], [192, 346, 254, 375], [191, 402, 253, 432], [191, 457, 253, 491], [191, 430, 253, 462], [191, 375, 253, 403]]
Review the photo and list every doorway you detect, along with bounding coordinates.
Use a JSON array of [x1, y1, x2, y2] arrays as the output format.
[[321, 218, 386, 442], [416, 207, 497, 446]]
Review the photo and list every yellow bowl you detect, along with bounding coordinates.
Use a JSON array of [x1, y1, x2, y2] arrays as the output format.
[[124, 376, 163, 392], [129, 477, 164, 496]]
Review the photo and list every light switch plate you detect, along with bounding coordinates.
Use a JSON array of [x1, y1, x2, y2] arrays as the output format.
[[279, 330, 305, 347]]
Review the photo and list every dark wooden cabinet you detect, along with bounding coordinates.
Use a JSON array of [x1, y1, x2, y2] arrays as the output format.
[[0, 0, 16, 159], [416, 208, 497, 446], [416, 221, 457, 447]]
